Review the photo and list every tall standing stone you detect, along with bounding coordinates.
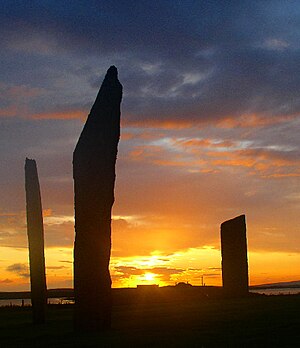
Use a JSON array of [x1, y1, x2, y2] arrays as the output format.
[[25, 158, 47, 324], [73, 66, 122, 331], [220, 214, 249, 297]]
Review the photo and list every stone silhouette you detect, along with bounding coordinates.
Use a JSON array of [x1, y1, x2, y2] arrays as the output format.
[[73, 66, 122, 331], [25, 158, 47, 324], [220, 214, 249, 297]]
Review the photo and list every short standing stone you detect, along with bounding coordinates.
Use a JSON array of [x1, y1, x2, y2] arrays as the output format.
[[221, 214, 249, 297]]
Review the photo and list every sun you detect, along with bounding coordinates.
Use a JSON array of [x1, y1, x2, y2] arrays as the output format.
[[144, 272, 156, 281]]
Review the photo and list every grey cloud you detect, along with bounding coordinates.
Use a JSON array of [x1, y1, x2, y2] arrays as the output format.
[[44, 222, 74, 248], [0, 212, 27, 248], [46, 266, 66, 270], [0, 117, 81, 212], [0, 1, 299, 125], [112, 218, 130, 232], [6, 263, 29, 278]]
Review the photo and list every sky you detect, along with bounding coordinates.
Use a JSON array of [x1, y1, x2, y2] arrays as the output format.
[[0, 0, 300, 291]]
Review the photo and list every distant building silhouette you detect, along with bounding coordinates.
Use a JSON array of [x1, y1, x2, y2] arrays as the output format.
[[24, 158, 47, 324], [73, 66, 122, 331], [221, 214, 249, 297], [137, 284, 159, 289], [175, 282, 192, 288]]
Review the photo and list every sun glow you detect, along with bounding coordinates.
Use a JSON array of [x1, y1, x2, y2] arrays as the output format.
[[143, 272, 156, 282]]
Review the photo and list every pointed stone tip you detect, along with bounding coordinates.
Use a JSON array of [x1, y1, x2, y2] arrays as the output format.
[[106, 66, 118, 80], [25, 158, 36, 169]]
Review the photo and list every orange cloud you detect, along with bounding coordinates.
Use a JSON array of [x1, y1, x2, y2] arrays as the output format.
[[175, 138, 235, 149], [125, 134, 300, 178], [216, 113, 296, 129], [121, 132, 135, 140], [0, 83, 43, 99], [209, 148, 300, 177], [123, 117, 194, 129], [0, 105, 18, 117]]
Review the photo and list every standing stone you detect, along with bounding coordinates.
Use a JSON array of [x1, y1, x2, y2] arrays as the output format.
[[73, 66, 122, 331], [25, 158, 47, 324], [220, 214, 249, 297]]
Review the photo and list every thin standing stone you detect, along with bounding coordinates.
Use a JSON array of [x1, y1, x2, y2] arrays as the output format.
[[25, 158, 47, 324], [73, 66, 122, 331]]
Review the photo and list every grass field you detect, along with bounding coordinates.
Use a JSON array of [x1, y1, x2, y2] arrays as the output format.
[[1, 293, 300, 347]]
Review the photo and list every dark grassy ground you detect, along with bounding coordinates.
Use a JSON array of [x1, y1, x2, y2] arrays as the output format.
[[1, 293, 300, 347]]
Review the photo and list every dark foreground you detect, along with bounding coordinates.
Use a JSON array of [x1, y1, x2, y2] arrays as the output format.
[[1, 290, 300, 347]]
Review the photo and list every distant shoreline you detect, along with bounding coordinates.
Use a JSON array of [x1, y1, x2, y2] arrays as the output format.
[[1, 283, 300, 300]]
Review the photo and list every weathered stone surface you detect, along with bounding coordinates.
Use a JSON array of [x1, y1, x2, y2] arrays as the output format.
[[73, 66, 122, 331], [220, 214, 249, 297], [25, 158, 47, 324]]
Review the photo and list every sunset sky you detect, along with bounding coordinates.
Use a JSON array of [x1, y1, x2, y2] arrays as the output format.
[[1, 1, 300, 291]]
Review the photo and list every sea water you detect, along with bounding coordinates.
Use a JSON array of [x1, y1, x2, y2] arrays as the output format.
[[250, 287, 300, 295], [0, 298, 72, 307], [1, 288, 300, 306]]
